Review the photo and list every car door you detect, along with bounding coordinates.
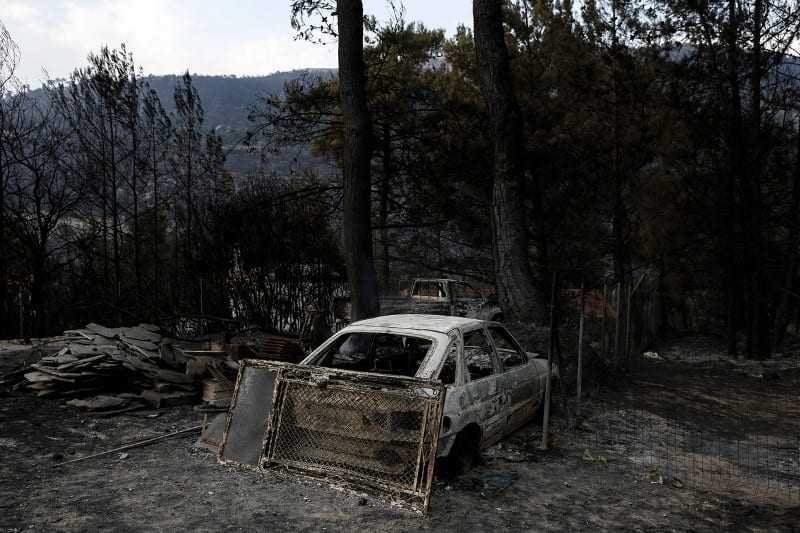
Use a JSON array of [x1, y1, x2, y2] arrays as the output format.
[[487, 325, 540, 435], [461, 327, 507, 446]]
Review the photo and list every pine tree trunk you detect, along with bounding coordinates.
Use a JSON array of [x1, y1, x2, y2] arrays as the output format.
[[337, 0, 380, 321], [774, 123, 800, 348], [109, 112, 122, 326], [747, 0, 770, 358], [152, 127, 160, 320], [725, 0, 743, 356], [0, 105, 7, 338], [380, 121, 391, 285], [473, 0, 544, 323]]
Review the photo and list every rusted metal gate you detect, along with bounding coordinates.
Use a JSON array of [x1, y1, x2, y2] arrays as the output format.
[[218, 360, 445, 513]]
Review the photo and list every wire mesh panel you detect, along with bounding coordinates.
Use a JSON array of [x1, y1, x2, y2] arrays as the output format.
[[262, 363, 445, 513]]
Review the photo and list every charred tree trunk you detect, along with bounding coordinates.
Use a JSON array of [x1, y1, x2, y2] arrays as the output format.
[[337, 0, 380, 320], [473, 0, 544, 323], [725, 0, 744, 356], [774, 122, 800, 348], [746, 0, 770, 358], [380, 121, 391, 286], [130, 85, 142, 309], [0, 105, 7, 338], [152, 125, 160, 321], [109, 112, 122, 326]]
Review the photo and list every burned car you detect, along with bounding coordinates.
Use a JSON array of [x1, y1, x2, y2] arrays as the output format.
[[299, 314, 556, 469], [217, 313, 555, 512]]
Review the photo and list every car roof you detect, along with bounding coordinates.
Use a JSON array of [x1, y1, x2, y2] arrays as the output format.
[[350, 314, 487, 334]]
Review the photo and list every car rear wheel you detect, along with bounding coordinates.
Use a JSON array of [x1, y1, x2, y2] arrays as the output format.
[[444, 426, 481, 477]]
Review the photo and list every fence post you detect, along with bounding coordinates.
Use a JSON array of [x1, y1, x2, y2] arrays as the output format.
[[614, 282, 622, 359], [601, 281, 607, 356], [576, 279, 585, 417], [625, 282, 633, 368], [18, 285, 23, 338], [627, 274, 647, 369], [541, 271, 558, 450]]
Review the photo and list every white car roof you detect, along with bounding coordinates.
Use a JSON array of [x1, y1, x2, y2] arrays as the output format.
[[351, 314, 486, 334]]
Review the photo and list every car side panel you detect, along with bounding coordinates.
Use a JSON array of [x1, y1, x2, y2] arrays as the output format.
[[503, 360, 541, 435]]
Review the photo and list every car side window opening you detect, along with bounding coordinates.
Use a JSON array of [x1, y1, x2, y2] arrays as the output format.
[[316, 332, 433, 377], [413, 281, 446, 298], [463, 329, 495, 381], [489, 326, 528, 369], [437, 339, 458, 385]]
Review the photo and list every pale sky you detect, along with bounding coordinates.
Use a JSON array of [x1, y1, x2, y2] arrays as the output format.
[[1, 0, 474, 88]]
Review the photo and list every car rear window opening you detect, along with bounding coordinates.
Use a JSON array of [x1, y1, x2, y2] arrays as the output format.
[[316, 333, 433, 377]]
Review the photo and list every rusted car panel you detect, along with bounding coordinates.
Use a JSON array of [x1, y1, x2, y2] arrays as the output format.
[[218, 359, 445, 513]]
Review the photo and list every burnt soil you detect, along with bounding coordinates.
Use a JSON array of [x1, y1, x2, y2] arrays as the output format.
[[1, 335, 799, 532]]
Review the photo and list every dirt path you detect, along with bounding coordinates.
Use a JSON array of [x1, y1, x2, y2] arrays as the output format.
[[2, 337, 799, 532]]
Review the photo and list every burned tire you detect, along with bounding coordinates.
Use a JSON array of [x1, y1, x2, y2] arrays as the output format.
[[444, 426, 481, 477]]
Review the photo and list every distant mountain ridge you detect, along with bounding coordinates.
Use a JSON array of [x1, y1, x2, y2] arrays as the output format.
[[30, 69, 336, 175], [141, 69, 335, 133], [30, 68, 335, 135]]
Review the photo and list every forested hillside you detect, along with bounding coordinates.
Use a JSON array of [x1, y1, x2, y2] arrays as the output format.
[[2, 0, 800, 363], [28, 70, 335, 175]]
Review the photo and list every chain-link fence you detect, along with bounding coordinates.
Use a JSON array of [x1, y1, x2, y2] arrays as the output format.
[[545, 271, 800, 504], [219, 361, 445, 513], [269, 380, 433, 489], [573, 408, 800, 503]]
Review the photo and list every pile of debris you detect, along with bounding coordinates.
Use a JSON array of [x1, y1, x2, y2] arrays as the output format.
[[3, 321, 306, 413], [21, 323, 203, 409]]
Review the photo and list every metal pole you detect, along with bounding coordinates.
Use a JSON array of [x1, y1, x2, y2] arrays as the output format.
[[627, 274, 647, 368], [625, 282, 633, 367], [576, 279, 585, 417], [57, 426, 202, 466], [541, 271, 558, 450], [601, 281, 607, 356], [614, 282, 622, 359], [18, 285, 23, 338]]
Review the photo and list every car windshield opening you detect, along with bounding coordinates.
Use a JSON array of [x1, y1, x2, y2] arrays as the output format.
[[315, 332, 433, 377]]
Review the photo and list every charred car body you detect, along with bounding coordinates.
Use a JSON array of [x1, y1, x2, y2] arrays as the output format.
[[300, 314, 555, 465], [217, 314, 554, 512], [333, 279, 503, 330]]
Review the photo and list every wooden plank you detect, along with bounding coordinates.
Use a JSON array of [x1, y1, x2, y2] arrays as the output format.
[[120, 337, 160, 352], [57, 353, 108, 371], [24, 371, 73, 383], [120, 327, 162, 343], [30, 364, 87, 378], [86, 323, 120, 339], [64, 330, 94, 341], [68, 344, 109, 357], [122, 342, 160, 360]]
